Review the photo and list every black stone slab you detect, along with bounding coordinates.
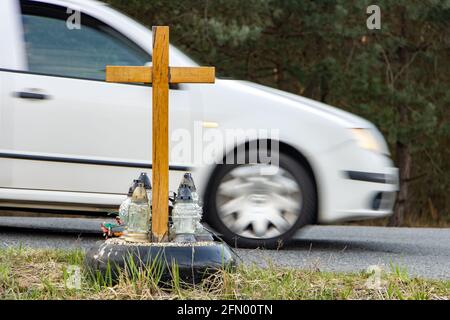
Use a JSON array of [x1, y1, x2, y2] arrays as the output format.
[[84, 239, 237, 285]]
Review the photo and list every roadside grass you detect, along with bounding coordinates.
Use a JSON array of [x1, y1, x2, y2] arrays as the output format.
[[0, 248, 448, 300]]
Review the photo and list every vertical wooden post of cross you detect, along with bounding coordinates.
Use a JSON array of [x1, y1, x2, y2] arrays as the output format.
[[151, 26, 170, 242]]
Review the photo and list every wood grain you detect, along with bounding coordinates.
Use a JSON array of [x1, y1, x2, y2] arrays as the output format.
[[106, 66, 215, 84], [106, 66, 152, 83], [169, 67, 215, 84], [151, 26, 170, 242]]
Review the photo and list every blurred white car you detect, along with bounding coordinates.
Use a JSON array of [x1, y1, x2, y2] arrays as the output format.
[[0, 0, 398, 247]]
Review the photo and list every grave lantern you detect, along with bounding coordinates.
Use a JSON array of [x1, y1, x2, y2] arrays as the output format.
[[124, 182, 151, 242], [171, 174, 203, 242]]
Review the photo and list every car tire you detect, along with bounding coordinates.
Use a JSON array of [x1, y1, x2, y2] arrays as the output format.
[[204, 153, 317, 249]]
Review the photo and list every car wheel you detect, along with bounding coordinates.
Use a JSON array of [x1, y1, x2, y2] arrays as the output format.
[[205, 153, 317, 248]]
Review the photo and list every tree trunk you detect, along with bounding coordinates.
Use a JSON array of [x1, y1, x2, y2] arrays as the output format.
[[389, 8, 412, 227], [389, 140, 412, 226]]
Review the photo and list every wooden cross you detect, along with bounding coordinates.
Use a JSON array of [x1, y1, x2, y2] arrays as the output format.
[[106, 26, 215, 242]]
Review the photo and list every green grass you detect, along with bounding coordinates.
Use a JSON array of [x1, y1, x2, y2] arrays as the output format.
[[0, 248, 448, 300]]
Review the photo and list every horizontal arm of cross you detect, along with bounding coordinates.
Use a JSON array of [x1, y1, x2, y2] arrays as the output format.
[[106, 66, 215, 84]]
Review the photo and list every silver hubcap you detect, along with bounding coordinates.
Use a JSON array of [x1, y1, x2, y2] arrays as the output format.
[[216, 164, 302, 239]]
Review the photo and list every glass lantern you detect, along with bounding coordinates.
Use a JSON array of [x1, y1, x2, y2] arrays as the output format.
[[124, 183, 151, 242]]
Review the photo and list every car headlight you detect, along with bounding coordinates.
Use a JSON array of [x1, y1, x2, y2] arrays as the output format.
[[350, 128, 382, 153]]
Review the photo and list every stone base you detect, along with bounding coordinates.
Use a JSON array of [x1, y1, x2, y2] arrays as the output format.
[[84, 238, 237, 285]]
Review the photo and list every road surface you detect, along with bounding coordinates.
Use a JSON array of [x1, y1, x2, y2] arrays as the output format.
[[0, 217, 448, 280]]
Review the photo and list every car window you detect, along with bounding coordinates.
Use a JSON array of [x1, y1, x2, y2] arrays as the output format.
[[20, 0, 151, 81]]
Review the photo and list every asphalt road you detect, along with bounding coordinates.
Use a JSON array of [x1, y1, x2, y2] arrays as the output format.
[[0, 217, 448, 280]]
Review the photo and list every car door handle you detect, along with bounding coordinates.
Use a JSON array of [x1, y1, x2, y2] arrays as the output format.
[[14, 91, 50, 100]]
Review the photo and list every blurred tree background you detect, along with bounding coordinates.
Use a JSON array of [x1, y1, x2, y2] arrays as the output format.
[[105, 0, 449, 226]]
